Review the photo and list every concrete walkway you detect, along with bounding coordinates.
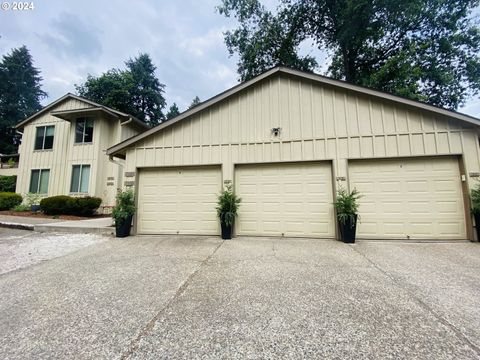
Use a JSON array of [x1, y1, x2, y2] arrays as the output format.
[[0, 215, 113, 235]]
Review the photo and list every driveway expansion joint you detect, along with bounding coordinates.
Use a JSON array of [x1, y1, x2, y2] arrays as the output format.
[[119, 240, 225, 360], [349, 245, 480, 356]]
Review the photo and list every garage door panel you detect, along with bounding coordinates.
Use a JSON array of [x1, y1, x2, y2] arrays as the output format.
[[350, 157, 466, 240], [137, 166, 221, 235], [236, 162, 334, 238]]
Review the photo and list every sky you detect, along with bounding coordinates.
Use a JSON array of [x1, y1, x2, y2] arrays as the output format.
[[0, 0, 479, 117]]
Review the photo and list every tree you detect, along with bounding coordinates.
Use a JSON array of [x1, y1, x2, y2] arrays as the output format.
[[218, 0, 480, 109], [76, 53, 166, 126], [125, 54, 166, 126], [166, 103, 180, 119], [76, 69, 133, 116], [0, 46, 47, 153], [189, 96, 201, 109]]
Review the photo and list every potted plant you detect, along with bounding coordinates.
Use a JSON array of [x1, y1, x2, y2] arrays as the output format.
[[25, 193, 41, 212], [471, 183, 480, 241], [334, 187, 361, 243], [216, 184, 241, 239], [112, 189, 135, 238]]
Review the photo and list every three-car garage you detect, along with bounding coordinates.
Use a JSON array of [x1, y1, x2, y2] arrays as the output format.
[[135, 156, 467, 240], [108, 67, 479, 241]]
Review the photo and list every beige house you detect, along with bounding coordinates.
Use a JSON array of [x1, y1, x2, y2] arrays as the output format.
[[15, 94, 149, 207], [107, 67, 480, 240]]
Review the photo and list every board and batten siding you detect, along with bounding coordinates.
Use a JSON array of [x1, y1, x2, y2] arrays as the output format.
[[124, 73, 480, 236], [126, 73, 480, 181], [16, 98, 137, 205]]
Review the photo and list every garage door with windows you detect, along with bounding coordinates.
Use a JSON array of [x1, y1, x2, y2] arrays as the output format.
[[137, 166, 221, 235], [349, 157, 466, 240], [235, 162, 335, 238]]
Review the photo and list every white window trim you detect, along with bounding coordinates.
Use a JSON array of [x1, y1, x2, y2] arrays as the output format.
[[75, 118, 94, 144], [34, 125, 54, 151], [70, 164, 91, 194], [30, 169, 50, 194]]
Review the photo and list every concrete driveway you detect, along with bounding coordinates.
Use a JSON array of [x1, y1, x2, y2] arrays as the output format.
[[0, 231, 479, 359]]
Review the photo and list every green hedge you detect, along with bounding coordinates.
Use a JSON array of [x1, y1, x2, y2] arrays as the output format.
[[40, 196, 102, 216], [0, 176, 16, 193], [0, 192, 22, 210]]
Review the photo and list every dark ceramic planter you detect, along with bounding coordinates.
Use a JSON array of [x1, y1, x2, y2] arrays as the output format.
[[474, 213, 480, 242], [339, 214, 357, 243], [115, 215, 133, 238], [31, 204, 40, 212], [221, 221, 233, 240]]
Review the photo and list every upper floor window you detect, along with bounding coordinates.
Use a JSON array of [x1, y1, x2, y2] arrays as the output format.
[[34, 125, 54, 150], [29, 169, 50, 194], [75, 117, 94, 143]]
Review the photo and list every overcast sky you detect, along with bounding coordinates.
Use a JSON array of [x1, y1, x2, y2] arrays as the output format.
[[1, 0, 479, 117]]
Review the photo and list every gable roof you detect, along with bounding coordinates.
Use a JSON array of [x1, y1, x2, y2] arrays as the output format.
[[107, 66, 480, 156], [15, 93, 149, 130]]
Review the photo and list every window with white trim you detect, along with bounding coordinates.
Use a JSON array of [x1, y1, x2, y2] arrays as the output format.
[[29, 169, 50, 194], [75, 117, 94, 143], [34, 125, 55, 150], [70, 165, 91, 193]]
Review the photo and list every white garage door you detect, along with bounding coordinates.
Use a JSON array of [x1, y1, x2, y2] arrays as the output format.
[[235, 162, 335, 238], [137, 166, 221, 235], [349, 157, 466, 240]]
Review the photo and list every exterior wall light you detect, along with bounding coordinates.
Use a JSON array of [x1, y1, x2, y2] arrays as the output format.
[[271, 127, 282, 136]]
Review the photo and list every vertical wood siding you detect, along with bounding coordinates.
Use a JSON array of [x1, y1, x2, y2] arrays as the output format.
[[125, 73, 480, 192], [16, 98, 141, 205]]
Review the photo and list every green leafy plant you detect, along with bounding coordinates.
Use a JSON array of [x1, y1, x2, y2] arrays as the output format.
[[0, 192, 22, 210], [216, 184, 241, 226], [112, 189, 135, 225], [7, 158, 16, 167], [0, 175, 16, 192], [40, 195, 102, 216], [334, 187, 361, 226], [12, 204, 30, 212], [471, 183, 480, 215], [24, 192, 41, 207]]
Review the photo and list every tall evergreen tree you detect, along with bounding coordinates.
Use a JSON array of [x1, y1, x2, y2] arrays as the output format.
[[188, 96, 201, 109], [76, 53, 166, 126], [166, 103, 181, 119], [76, 69, 133, 116], [126, 53, 166, 126], [0, 46, 47, 153]]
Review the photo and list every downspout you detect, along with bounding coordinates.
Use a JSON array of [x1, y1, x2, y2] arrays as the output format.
[[109, 154, 125, 203]]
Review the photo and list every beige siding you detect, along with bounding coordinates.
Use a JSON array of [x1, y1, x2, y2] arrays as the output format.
[[16, 99, 128, 206], [123, 73, 480, 238], [121, 123, 143, 141], [0, 168, 18, 177]]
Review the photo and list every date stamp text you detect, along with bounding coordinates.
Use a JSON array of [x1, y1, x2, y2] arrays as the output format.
[[1, 2, 35, 11]]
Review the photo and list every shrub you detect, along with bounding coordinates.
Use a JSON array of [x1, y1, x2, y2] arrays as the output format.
[[24, 192, 42, 206], [40, 195, 102, 216], [40, 195, 72, 215], [0, 192, 22, 210], [471, 183, 480, 215], [0, 176, 17, 192], [75, 197, 102, 216], [112, 190, 135, 225], [12, 204, 30, 212]]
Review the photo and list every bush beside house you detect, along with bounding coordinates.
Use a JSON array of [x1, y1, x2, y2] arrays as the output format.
[[0, 192, 22, 210], [0, 176, 16, 192], [40, 196, 102, 216]]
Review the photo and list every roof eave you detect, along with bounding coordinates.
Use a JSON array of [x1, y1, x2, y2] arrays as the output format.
[[106, 66, 480, 156]]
